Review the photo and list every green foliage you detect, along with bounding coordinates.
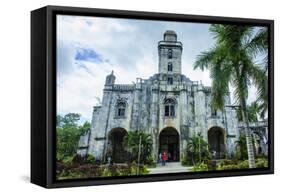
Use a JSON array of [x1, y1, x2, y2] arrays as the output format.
[[56, 126, 81, 161], [216, 158, 268, 170], [255, 158, 268, 168], [235, 135, 248, 160], [129, 161, 149, 175], [123, 130, 153, 164], [193, 24, 268, 168], [194, 25, 268, 112], [181, 158, 188, 166], [235, 134, 257, 160], [216, 160, 248, 170], [101, 167, 112, 177], [191, 158, 268, 172], [146, 162, 157, 168], [130, 161, 139, 175], [56, 161, 149, 180], [57, 113, 80, 128], [63, 155, 75, 165], [192, 162, 209, 172], [145, 154, 156, 167], [86, 154, 95, 163], [237, 102, 260, 122], [56, 113, 91, 161], [186, 132, 210, 165]]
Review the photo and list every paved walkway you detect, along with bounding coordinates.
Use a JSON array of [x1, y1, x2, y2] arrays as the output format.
[[148, 162, 192, 174]]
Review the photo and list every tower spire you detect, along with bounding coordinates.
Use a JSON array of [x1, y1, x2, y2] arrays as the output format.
[[105, 70, 116, 85], [158, 30, 183, 74]]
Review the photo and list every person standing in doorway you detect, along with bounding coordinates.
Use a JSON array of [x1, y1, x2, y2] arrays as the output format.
[[162, 151, 167, 166], [158, 152, 162, 164]]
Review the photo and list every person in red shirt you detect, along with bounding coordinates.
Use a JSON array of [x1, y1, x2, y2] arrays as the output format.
[[162, 151, 167, 166]]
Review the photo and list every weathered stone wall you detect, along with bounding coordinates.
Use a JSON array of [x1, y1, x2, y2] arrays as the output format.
[[158, 46, 182, 74], [76, 130, 90, 157], [80, 73, 241, 161], [78, 31, 242, 162]]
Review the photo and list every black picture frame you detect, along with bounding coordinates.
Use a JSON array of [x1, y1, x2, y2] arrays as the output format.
[[31, 5, 274, 188]]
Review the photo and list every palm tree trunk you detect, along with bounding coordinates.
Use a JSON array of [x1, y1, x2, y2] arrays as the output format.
[[241, 98, 256, 168]]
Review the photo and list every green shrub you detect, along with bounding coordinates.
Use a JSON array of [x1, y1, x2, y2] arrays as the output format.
[[86, 154, 95, 163], [145, 154, 156, 166], [206, 160, 217, 171], [123, 131, 153, 164], [147, 162, 157, 168], [130, 161, 138, 175], [181, 159, 188, 166], [142, 165, 150, 174], [186, 133, 210, 165], [237, 160, 249, 168], [63, 155, 75, 165], [216, 160, 249, 170], [56, 114, 91, 161], [192, 162, 209, 172], [217, 164, 240, 170], [101, 168, 112, 177], [255, 158, 268, 168], [128, 161, 150, 175]]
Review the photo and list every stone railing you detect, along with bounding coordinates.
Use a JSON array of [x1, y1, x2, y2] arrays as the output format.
[[113, 84, 135, 91], [238, 120, 268, 129]]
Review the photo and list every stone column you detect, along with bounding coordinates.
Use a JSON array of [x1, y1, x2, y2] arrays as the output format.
[[224, 105, 239, 158], [179, 85, 189, 162], [194, 84, 207, 140], [150, 84, 159, 162], [130, 78, 142, 131], [88, 86, 113, 161]]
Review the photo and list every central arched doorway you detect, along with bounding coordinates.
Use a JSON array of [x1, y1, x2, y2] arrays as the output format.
[[108, 128, 127, 163], [208, 127, 226, 159], [159, 127, 179, 161]]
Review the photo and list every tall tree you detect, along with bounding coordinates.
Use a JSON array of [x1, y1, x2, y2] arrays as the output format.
[[247, 28, 269, 119], [186, 132, 209, 165], [194, 25, 268, 168], [237, 101, 260, 122], [123, 130, 152, 164], [56, 113, 90, 161], [235, 135, 248, 160]]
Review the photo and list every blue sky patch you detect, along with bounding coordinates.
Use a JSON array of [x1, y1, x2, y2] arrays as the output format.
[[75, 48, 103, 63]]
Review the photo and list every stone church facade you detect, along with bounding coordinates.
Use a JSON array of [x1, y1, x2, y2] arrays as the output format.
[[77, 30, 242, 163]]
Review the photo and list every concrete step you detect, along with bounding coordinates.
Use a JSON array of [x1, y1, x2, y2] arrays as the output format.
[[148, 162, 192, 174]]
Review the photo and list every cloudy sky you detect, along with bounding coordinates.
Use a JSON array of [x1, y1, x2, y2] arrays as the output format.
[[56, 15, 260, 123]]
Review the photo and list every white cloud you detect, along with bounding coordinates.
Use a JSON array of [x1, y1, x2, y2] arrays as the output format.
[[56, 15, 262, 122]]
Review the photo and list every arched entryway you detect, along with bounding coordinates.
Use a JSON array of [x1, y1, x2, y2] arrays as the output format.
[[208, 127, 226, 159], [159, 127, 179, 161], [107, 128, 127, 163]]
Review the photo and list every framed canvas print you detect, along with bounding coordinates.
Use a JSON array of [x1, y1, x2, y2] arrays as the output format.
[[31, 5, 274, 188]]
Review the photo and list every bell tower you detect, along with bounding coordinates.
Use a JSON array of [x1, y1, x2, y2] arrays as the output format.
[[158, 30, 183, 74], [105, 70, 116, 86]]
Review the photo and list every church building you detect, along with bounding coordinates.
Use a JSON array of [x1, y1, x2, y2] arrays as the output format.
[[77, 30, 242, 163]]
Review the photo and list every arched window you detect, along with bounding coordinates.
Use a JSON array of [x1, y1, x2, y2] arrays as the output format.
[[164, 98, 176, 117], [168, 62, 173, 71], [167, 76, 173, 85], [116, 101, 126, 117], [211, 106, 217, 116], [168, 49, 173, 59]]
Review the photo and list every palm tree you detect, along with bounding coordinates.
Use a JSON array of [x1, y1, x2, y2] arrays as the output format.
[[237, 101, 260, 122], [194, 25, 268, 168], [247, 28, 269, 119], [123, 130, 153, 164], [235, 135, 248, 160], [186, 132, 209, 165]]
